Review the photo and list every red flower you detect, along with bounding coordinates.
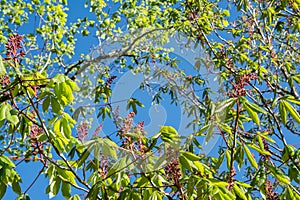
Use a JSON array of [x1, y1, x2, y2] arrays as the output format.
[[4, 34, 26, 64]]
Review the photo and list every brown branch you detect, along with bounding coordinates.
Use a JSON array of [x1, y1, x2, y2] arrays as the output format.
[[69, 28, 169, 80]]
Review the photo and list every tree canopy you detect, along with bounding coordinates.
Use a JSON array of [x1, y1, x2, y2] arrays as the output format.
[[0, 0, 300, 199]]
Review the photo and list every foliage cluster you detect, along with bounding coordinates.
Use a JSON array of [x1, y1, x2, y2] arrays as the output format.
[[0, 0, 300, 199]]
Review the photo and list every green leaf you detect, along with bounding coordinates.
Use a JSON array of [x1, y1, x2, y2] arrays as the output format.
[[226, 150, 231, 170], [42, 96, 51, 112], [244, 145, 258, 169], [279, 101, 287, 124], [0, 185, 7, 199], [179, 155, 192, 171], [0, 155, 15, 167], [217, 123, 232, 134], [0, 56, 6, 76], [107, 156, 128, 177], [233, 184, 247, 200], [195, 124, 210, 136], [61, 118, 71, 139], [244, 102, 260, 126], [182, 151, 200, 161], [205, 123, 214, 143], [258, 131, 275, 143], [235, 181, 251, 188], [58, 170, 77, 185], [86, 182, 101, 200], [134, 176, 150, 187], [12, 181, 21, 195], [66, 79, 80, 92], [77, 149, 91, 167], [0, 103, 9, 121], [7, 114, 19, 126], [282, 100, 300, 124], [149, 191, 162, 200], [126, 98, 144, 114], [51, 97, 61, 114], [160, 126, 179, 143], [52, 74, 66, 83], [69, 194, 81, 200], [49, 178, 61, 198], [102, 139, 117, 159], [248, 144, 271, 155], [223, 9, 230, 16], [235, 145, 244, 170], [244, 100, 266, 114], [268, 165, 290, 185], [210, 180, 229, 187], [194, 161, 205, 175], [214, 98, 236, 113]]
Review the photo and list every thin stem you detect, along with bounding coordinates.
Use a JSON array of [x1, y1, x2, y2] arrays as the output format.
[[228, 99, 240, 189]]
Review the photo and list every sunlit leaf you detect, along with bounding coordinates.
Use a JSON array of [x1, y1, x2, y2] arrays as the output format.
[[244, 145, 258, 169], [282, 100, 300, 124]]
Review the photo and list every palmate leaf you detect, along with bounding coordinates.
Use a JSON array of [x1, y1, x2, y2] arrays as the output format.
[[107, 156, 129, 177], [149, 191, 163, 200], [126, 98, 144, 114], [102, 138, 118, 159], [77, 137, 118, 168]]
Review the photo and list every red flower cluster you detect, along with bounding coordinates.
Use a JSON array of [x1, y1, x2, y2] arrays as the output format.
[[265, 180, 278, 200], [29, 125, 46, 164], [165, 148, 181, 184], [77, 122, 89, 142], [4, 34, 26, 64], [120, 112, 148, 153], [228, 73, 258, 97]]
